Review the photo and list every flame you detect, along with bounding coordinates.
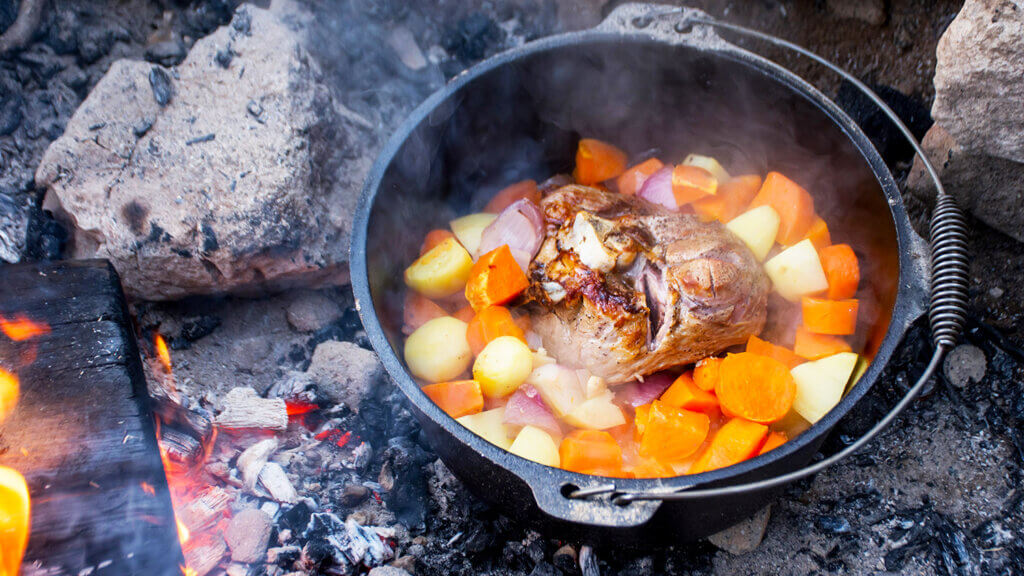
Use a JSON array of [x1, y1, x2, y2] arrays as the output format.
[[0, 368, 18, 424], [176, 518, 190, 545], [0, 466, 29, 576], [154, 334, 172, 374], [0, 314, 50, 342], [181, 566, 197, 576], [140, 482, 156, 496]]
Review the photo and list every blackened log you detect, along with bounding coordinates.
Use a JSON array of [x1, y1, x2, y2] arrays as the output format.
[[0, 260, 183, 576]]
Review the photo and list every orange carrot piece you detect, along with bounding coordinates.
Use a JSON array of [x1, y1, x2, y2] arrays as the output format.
[[616, 158, 665, 196], [793, 327, 852, 360], [749, 172, 815, 245], [559, 430, 623, 474], [693, 357, 722, 392], [465, 245, 530, 312], [746, 335, 804, 369], [485, 179, 541, 213], [453, 305, 476, 323], [692, 174, 763, 222], [818, 243, 860, 300], [573, 139, 627, 185], [671, 165, 717, 206], [630, 458, 675, 479], [803, 217, 832, 251], [466, 306, 526, 355], [758, 431, 788, 455], [688, 418, 770, 474], [639, 401, 710, 463], [634, 403, 652, 439], [403, 292, 448, 334], [420, 229, 456, 255], [422, 380, 484, 418], [801, 297, 859, 335], [715, 353, 796, 424], [660, 372, 719, 413]]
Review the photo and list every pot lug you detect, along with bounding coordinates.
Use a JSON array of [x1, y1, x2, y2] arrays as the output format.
[[596, 3, 729, 50], [902, 227, 931, 327], [529, 477, 662, 528]]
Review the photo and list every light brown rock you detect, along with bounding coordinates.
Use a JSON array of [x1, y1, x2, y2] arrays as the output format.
[[307, 341, 383, 411], [708, 505, 772, 555], [225, 508, 273, 563], [286, 291, 343, 332]]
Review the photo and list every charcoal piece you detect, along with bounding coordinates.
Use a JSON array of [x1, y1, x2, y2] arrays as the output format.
[[215, 47, 234, 68], [133, 117, 154, 137], [232, 8, 253, 35], [247, 99, 264, 121], [145, 40, 187, 67], [43, 7, 79, 54], [279, 500, 315, 533], [815, 515, 852, 534], [0, 77, 23, 135], [552, 544, 577, 573], [381, 437, 431, 529], [579, 546, 599, 576], [529, 561, 559, 576], [441, 13, 505, 64], [149, 66, 173, 106], [181, 314, 222, 342], [835, 81, 932, 165], [23, 207, 67, 261]]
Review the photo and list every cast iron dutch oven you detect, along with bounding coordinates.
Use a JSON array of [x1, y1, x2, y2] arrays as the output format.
[[351, 4, 969, 547]]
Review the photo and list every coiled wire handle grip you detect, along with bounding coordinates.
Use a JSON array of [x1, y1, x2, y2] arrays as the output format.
[[568, 9, 971, 505]]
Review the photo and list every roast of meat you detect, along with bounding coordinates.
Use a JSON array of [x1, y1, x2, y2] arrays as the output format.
[[526, 184, 769, 382]]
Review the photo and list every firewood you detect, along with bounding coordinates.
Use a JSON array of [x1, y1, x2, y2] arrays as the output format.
[[258, 462, 298, 504], [237, 437, 278, 491], [215, 387, 287, 431], [177, 486, 233, 534], [184, 537, 227, 576]]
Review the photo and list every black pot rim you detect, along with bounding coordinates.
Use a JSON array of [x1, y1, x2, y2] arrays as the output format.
[[351, 28, 923, 500]]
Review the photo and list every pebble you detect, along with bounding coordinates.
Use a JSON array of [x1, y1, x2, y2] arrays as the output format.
[[342, 484, 370, 507], [286, 291, 343, 332], [368, 567, 411, 576], [148, 66, 173, 106], [708, 505, 772, 555], [552, 544, 577, 572], [989, 286, 1004, 299], [943, 344, 987, 388], [225, 508, 273, 563], [145, 40, 187, 66]]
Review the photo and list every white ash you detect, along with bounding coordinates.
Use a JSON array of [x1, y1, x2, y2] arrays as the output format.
[[258, 462, 299, 504], [237, 437, 279, 490], [302, 513, 395, 570]]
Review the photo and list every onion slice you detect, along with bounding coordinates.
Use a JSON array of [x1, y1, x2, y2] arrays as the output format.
[[503, 385, 561, 435], [637, 166, 677, 211], [476, 199, 545, 271], [619, 371, 675, 407]]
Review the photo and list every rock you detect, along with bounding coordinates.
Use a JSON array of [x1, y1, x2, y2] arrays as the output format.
[[944, 344, 987, 388], [552, 544, 577, 573], [307, 341, 384, 411], [909, 0, 1024, 241], [368, 567, 411, 576], [286, 291, 343, 332], [225, 508, 273, 563], [708, 505, 772, 555], [144, 40, 187, 66], [827, 0, 886, 26], [36, 5, 357, 299]]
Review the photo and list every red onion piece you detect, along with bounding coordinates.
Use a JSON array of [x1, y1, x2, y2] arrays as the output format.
[[637, 166, 677, 211], [503, 385, 561, 435], [476, 199, 544, 270], [619, 371, 676, 407]]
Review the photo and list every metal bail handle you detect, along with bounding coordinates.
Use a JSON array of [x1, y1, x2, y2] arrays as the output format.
[[568, 8, 971, 506]]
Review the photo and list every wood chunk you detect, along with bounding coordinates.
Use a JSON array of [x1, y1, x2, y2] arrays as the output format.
[[237, 437, 278, 490], [184, 536, 227, 576], [258, 462, 297, 503], [177, 486, 234, 534], [215, 387, 288, 430]]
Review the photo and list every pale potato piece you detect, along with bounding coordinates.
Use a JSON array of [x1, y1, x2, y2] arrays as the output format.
[[561, 391, 626, 430], [683, 154, 731, 184], [790, 352, 859, 424], [726, 205, 781, 261], [404, 316, 471, 383], [404, 237, 474, 299], [473, 336, 533, 398], [764, 239, 829, 301], [527, 363, 586, 417], [449, 213, 497, 257], [457, 407, 514, 449], [508, 425, 561, 467]]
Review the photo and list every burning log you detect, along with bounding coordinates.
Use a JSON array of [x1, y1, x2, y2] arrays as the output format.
[[215, 387, 288, 431], [177, 486, 233, 535], [184, 537, 228, 576]]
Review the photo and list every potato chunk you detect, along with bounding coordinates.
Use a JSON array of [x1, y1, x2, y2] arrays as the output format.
[[404, 237, 473, 299], [405, 317, 472, 383]]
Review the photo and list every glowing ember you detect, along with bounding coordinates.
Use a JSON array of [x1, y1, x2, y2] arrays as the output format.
[[285, 400, 319, 416], [0, 368, 18, 424], [154, 334, 173, 374], [140, 482, 156, 496], [0, 314, 50, 342], [0, 465, 29, 576]]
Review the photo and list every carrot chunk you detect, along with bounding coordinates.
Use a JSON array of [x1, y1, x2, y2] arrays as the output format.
[[485, 180, 541, 214], [465, 245, 530, 312], [692, 174, 762, 222], [688, 418, 770, 474], [801, 297, 859, 335], [803, 217, 832, 251], [616, 158, 665, 196], [749, 172, 815, 245], [630, 458, 676, 479], [693, 357, 722, 392], [793, 327, 852, 360], [633, 403, 652, 439], [638, 401, 710, 463], [420, 229, 456, 255], [453, 305, 475, 323], [758, 431, 788, 455], [746, 335, 804, 369], [403, 292, 448, 334], [818, 243, 860, 300], [422, 380, 484, 418], [660, 372, 719, 413], [715, 352, 796, 424], [559, 430, 623, 474], [466, 306, 526, 355], [671, 165, 718, 206], [573, 139, 627, 185]]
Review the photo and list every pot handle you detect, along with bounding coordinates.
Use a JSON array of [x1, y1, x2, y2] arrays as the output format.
[[562, 7, 971, 507], [527, 471, 662, 528]]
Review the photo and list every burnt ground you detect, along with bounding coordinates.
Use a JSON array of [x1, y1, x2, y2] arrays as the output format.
[[5, 0, 1024, 575]]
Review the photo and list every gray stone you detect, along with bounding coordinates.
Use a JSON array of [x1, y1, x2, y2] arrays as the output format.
[[944, 344, 987, 388], [827, 0, 886, 26], [368, 567, 411, 576], [225, 508, 273, 563], [286, 291, 343, 332], [36, 5, 357, 299], [307, 341, 383, 411], [708, 505, 772, 555], [909, 0, 1024, 241]]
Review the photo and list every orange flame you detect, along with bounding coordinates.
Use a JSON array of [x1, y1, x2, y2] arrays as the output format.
[[0, 367, 18, 423], [140, 482, 156, 496], [176, 518, 190, 545], [181, 566, 197, 576], [155, 334, 172, 373], [0, 314, 50, 342], [0, 465, 30, 576]]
